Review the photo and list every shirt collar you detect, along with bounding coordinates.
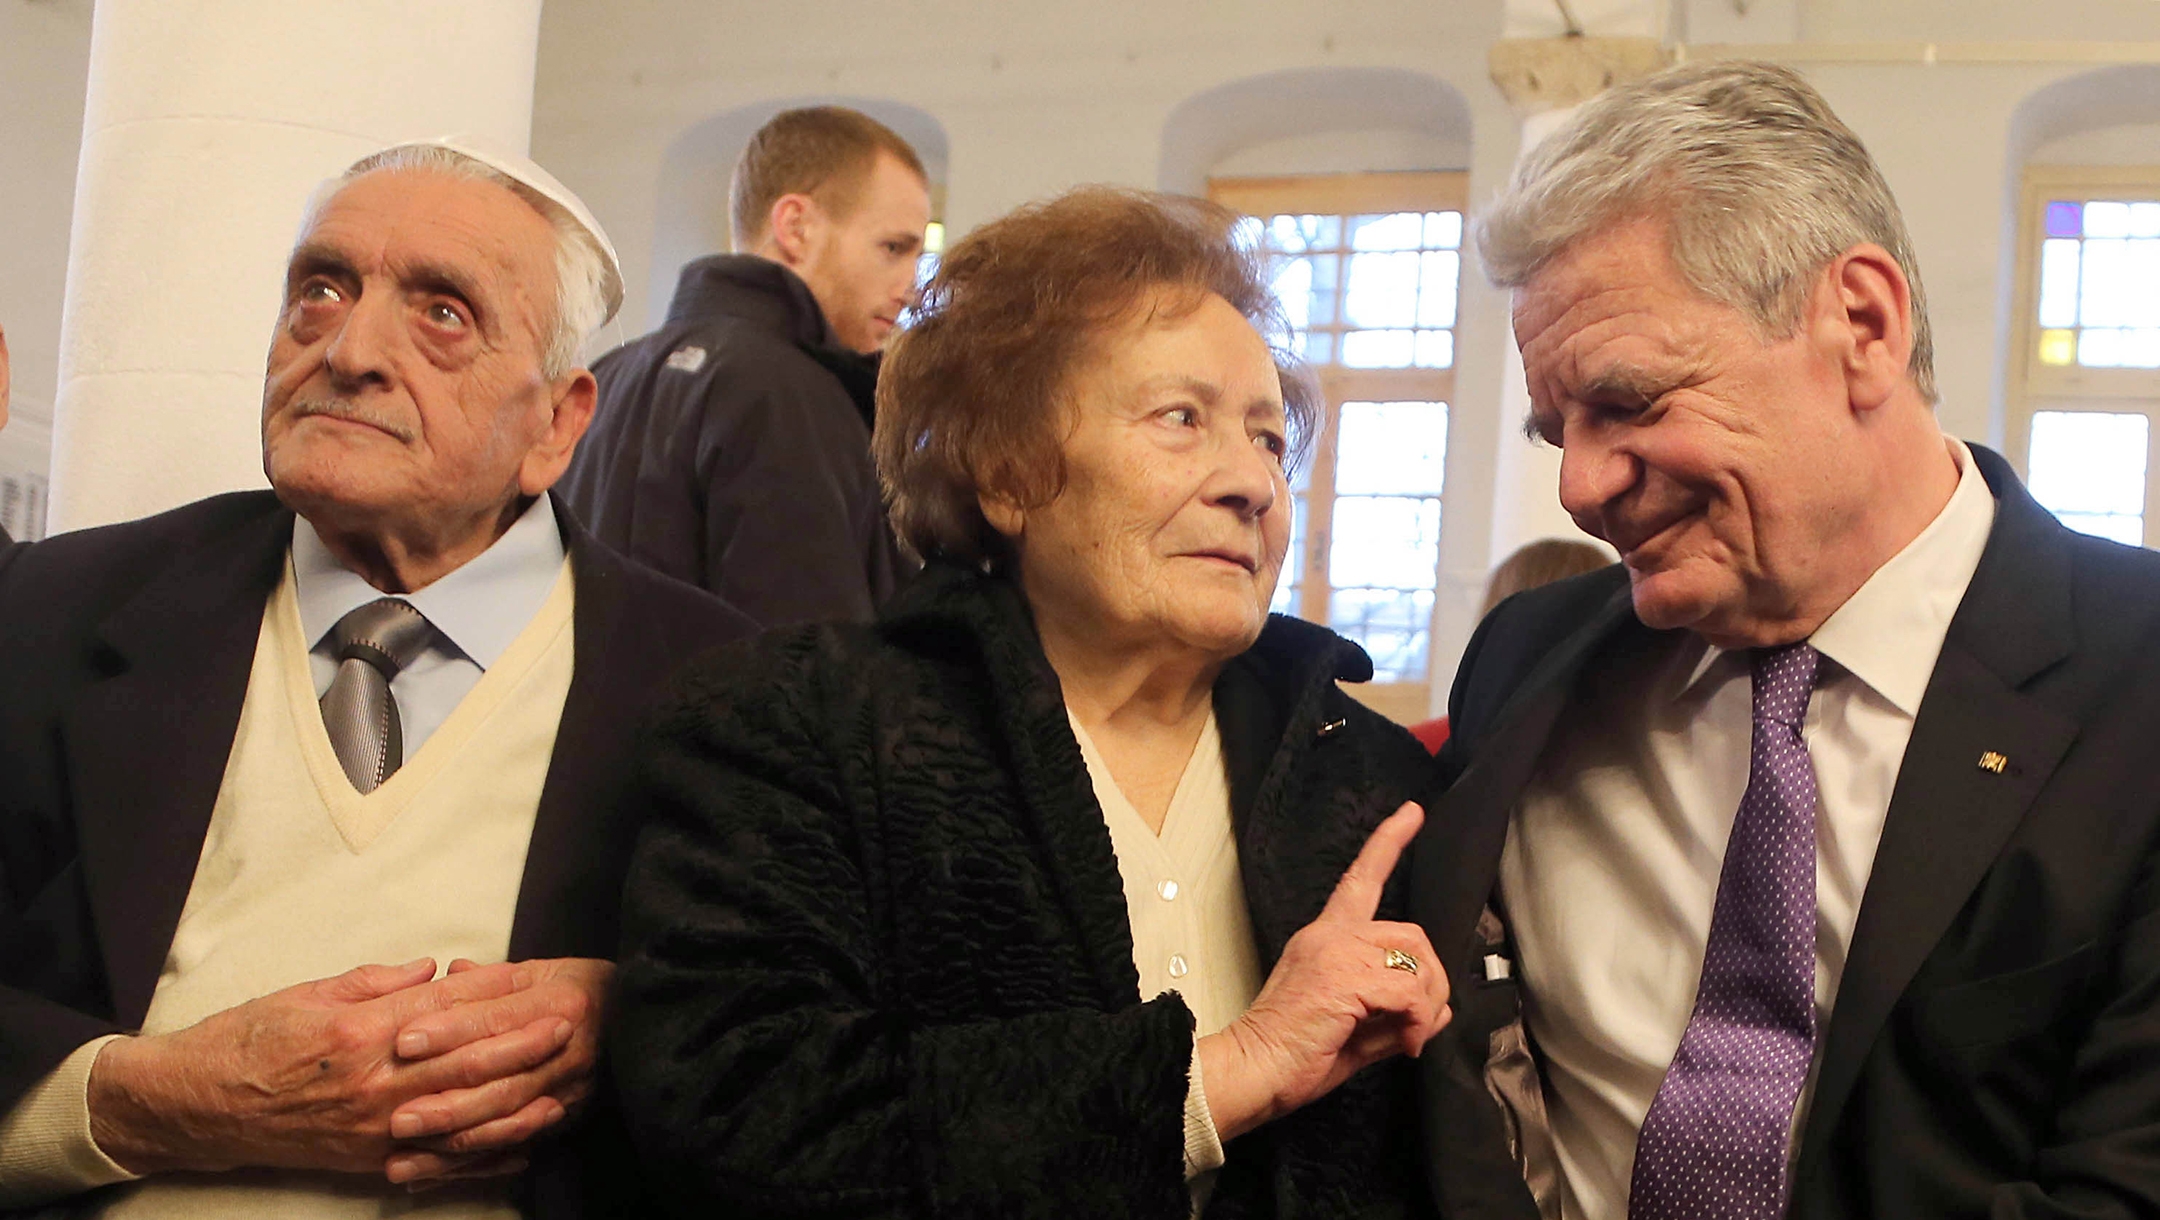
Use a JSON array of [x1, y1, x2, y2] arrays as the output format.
[[292, 494, 569, 670], [1676, 436, 1997, 715]]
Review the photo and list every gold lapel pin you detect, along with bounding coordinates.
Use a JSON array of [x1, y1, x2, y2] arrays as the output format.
[[1978, 751, 2008, 774]]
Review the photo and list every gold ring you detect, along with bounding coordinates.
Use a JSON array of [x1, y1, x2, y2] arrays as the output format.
[[1385, 948, 1420, 976]]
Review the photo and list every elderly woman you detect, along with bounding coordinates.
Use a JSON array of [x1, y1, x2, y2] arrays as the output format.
[[612, 188, 1449, 1218]]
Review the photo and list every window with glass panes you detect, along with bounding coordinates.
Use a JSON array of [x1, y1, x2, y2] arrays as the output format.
[[1210, 173, 1463, 724], [899, 220, 946, 328], [2010, 168, 2160, 549]]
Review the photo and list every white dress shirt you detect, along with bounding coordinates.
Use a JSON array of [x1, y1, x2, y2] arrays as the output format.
[[293, 494, 567, 754], [1497, 437, 1996, 1220]]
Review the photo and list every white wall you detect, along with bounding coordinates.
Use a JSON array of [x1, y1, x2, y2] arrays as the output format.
[[2034, 124, 2160, 166], [1209, 129, 1470, 178], [1796, 60, 2065, 446], [524, 0, 2160, 701], [1802, 0, 2160, 42], [530, 1, 1516, 336], [1156, 65, 1478, 193], [530, 0, 1524, 704], [0, 0, 2154, 676], [0, 0, 93, 538]]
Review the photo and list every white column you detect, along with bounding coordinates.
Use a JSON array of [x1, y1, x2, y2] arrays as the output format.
[[47, 0, 544, 533]]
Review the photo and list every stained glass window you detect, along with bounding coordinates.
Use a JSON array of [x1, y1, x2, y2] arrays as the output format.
[[2028, 411, 2148, 545], [2019, 175, 2160, 555], [2034, 199, 2160, 369]]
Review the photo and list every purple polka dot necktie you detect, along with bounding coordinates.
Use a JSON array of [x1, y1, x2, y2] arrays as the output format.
[[1629, 642, 1822, 1220]]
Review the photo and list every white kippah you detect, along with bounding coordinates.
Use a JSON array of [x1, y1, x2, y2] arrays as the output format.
[[348, 136, 625, 327]]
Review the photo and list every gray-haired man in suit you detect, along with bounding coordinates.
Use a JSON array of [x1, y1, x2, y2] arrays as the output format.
[[1413, 61, 2160, 1220]]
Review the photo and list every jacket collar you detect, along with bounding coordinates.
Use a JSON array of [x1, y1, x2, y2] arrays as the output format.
[[663, 254, 881, 427], [1421, 442, 2066, 944], [1942, 442, 2076, 687], [882, 560, 1373, 695], [882, 562, 1378, 850], [887, 563, 1140, 1006], [665, 253, 832, 341], [506, 499, 648, 959], [72, 493, 294, 1024], [882, 561, 1377, 1003], [1410, 576, 1642, 991]]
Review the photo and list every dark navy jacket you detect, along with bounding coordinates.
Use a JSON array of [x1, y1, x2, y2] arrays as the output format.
[[559, 255, 912, 629]]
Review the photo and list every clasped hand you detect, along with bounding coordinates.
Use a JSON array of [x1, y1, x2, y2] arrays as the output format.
[[87, 956, 613, 1186], [1198, 802, 1450, 1141]]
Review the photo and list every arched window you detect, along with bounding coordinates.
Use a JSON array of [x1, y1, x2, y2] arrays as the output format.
[[1212, 173, 1464, 721], [2011, 170, 2160, 546], [2005, 67, 2160, 548], [1165, 67, 1472, 724]]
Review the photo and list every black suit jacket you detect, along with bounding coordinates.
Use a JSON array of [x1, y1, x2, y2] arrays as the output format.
[[1410, 444, 2160, 1218], [0, 489, 754, 1217]]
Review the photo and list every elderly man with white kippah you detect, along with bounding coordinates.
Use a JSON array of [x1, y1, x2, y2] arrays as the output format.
[[0, 140, 754, 1218]]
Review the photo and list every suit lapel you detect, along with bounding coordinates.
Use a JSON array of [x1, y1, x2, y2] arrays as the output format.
[[1799, 448, 2079, 1164], [1216, 618, 1379, 959], [507, 518, 629, 961], [65, 500, 291, 1026], [1411, 588, 1642, 1220], [1212, 657, 1284, 852]]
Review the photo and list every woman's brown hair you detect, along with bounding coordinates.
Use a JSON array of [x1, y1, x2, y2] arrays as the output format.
[[873, 185, 1317, 567]]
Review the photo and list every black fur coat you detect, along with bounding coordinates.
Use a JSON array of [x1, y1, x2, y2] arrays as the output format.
[[612, 562, 1445, 1218]]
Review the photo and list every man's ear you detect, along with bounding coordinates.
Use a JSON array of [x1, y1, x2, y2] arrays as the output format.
[[766, 193, 822, 268], [1818, 242, 1913, 413], [520, 370, 598, 496]]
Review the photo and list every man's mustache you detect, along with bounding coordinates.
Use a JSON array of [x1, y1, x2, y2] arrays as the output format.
[[286, 397, 417, 442]]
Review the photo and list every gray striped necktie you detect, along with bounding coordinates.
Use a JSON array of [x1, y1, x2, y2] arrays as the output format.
[[319, 598, 436, 794]]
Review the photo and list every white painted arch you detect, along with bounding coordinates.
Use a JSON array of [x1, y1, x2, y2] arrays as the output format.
[[1157, 66, 1474, 192]]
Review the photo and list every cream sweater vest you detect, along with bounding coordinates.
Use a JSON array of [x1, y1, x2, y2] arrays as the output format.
[[91, 558, 576, 1219]]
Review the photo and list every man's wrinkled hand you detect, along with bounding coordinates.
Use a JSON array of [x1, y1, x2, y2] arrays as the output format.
[[380, 957, 614, 1185], [86, 958, 567, 1178]]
